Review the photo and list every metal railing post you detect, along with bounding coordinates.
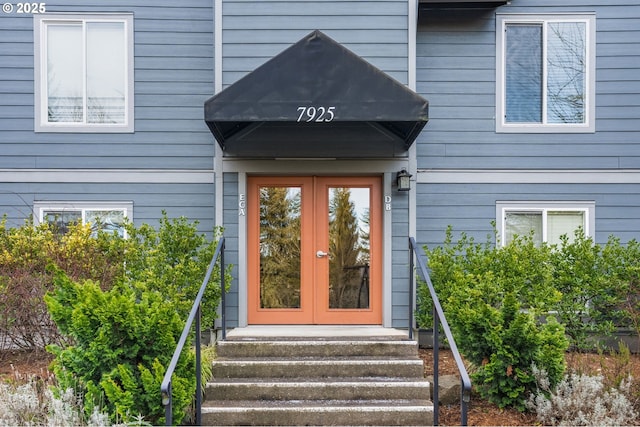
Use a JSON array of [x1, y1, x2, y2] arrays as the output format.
[[433, 308, 440, 426], [221, 240, 226, 340], [409, 237, 471, 426], [163, 382, 172, 426], [409, 245, 415, 341], [195, 305, 202, 426]]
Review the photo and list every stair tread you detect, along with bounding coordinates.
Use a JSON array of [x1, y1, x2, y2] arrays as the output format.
[[209, 377, 429, 384], [205, 336, 432, 425], [220, 340, 417, 344], [203, 399, 433, 409], [214, 357, 422, 363]]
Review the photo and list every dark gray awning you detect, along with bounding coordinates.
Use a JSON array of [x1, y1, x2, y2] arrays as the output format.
[[419, 0, 507, 8], [204, 30, 429, 158]]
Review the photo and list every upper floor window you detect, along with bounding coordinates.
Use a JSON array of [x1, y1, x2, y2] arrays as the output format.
[[496, 14, 595, 133], [34, 14, 134, 133], [496, 201, 595, 246], [34, 201, 133, 237]]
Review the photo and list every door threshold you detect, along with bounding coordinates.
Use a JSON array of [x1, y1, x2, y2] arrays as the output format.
[[225, 325, 409, 341]]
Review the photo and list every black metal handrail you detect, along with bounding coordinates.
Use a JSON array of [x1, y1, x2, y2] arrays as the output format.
[[409, 237, 471, 426], [161, 237, 225, 426]]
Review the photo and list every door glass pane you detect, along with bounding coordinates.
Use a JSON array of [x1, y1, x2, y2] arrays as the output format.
[[505, 211, 543, 246], [547, 211, 584, 245], [547, 22, 586, 124], [328, 187, 370, 309], [259, 186, 301, 309], [505, 24, 542, 123]]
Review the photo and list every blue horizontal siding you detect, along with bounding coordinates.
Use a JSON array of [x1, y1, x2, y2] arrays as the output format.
[[0, 0, 215, 170], [416, 181, 640, 248], [0, 181, 215, 236], [221, 0, 409, 89], [417, 0, 640, 171]]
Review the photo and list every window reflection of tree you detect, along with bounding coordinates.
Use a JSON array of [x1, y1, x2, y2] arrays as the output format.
[[259, 187, 302, 309], [329, 188, 370, 309], [547, 22, 586, 124]]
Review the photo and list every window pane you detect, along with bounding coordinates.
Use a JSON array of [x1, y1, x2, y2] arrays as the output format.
[[43, 210, 82, 234], [47, 24, 83, 123], [547, 22, 586, 124], [547, 211, 584, 245], [505, 24, 542, 123], [328, 187, 370, 309], [85, 209, 126, 237], [87, 22, 126, 124], [505, 212, 542, 246], [259, 187, 302, 309]]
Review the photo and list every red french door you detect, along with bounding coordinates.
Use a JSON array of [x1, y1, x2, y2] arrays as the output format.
[[247, 176, 382, 324]]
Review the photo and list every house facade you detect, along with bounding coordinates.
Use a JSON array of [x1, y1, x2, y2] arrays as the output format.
[[1, 0, 639, 329]]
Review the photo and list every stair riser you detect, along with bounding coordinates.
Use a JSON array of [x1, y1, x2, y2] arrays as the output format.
[[217, 341, 419, 358], [206, 382, 430, 401], [201, 407, 434, 426], [212, 361, 424, 379]]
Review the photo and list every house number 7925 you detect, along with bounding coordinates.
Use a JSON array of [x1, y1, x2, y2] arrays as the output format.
[[296, 106, 335, 122]]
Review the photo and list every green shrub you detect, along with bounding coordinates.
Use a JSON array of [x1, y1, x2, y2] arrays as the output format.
[[0, 217, 123, 350], [119, 212, 224, 329], [419, 226, 568, 410], [41, 212, 226, 424], [46, 269, 195, 425], [549, 232, 617, 350], [548, 231, 640, 350]]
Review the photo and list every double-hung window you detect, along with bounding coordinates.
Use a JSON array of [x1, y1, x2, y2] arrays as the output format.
[[34, 14, 134, 132], [496, 14, 595, 133], [34, 201, 133, 237], [496, 201, 595, 246]]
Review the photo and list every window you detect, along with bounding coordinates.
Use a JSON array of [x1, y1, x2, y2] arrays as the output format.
[[496, 14, 595, 133], [496, 201, 595, 246], [33, 202, 133, 237], [34, 14, 134, 132]]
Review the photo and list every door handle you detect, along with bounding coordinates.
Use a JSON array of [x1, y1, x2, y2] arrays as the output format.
[[316, 250, 328, 258]]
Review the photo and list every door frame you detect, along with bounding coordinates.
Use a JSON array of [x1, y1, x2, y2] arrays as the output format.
[[227, 160, 406, 328], [246, 175, 383, 325]]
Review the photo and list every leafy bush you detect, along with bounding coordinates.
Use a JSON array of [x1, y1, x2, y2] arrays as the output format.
[[0, 217, 123, 350], [419, 226, 569, 409], [548, 232, 636, 350], [0, 211, 226, 423], [41, 212, 226, 424], [418, 224, 640, 409], [120, 213, 223, 329], [1, 211, 225, 352], [46, 269, 195, 425]]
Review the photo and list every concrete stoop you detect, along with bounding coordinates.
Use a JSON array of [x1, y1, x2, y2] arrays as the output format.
[[202, 330, 433, 426]]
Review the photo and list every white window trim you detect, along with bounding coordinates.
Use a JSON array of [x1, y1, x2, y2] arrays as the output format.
[[496, 13, 596, 133], [33, 201, 133, 236], [496, 201, 595, 246], [34, 13, 134, 133]]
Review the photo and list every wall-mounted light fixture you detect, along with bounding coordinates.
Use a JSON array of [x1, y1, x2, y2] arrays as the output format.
[[396, 169, 412, 192]]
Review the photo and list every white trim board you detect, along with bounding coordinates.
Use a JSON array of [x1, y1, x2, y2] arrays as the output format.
[[419, 169, 640, 184], [0, 169, 214, 184]]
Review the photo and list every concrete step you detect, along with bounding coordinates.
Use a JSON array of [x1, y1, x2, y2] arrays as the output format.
[[201, 399, 434, 426], [211, 358, 425, 379], [206, 377, 430, 401], [217, 339, 420, 358], [204, 329, 432, 426]]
